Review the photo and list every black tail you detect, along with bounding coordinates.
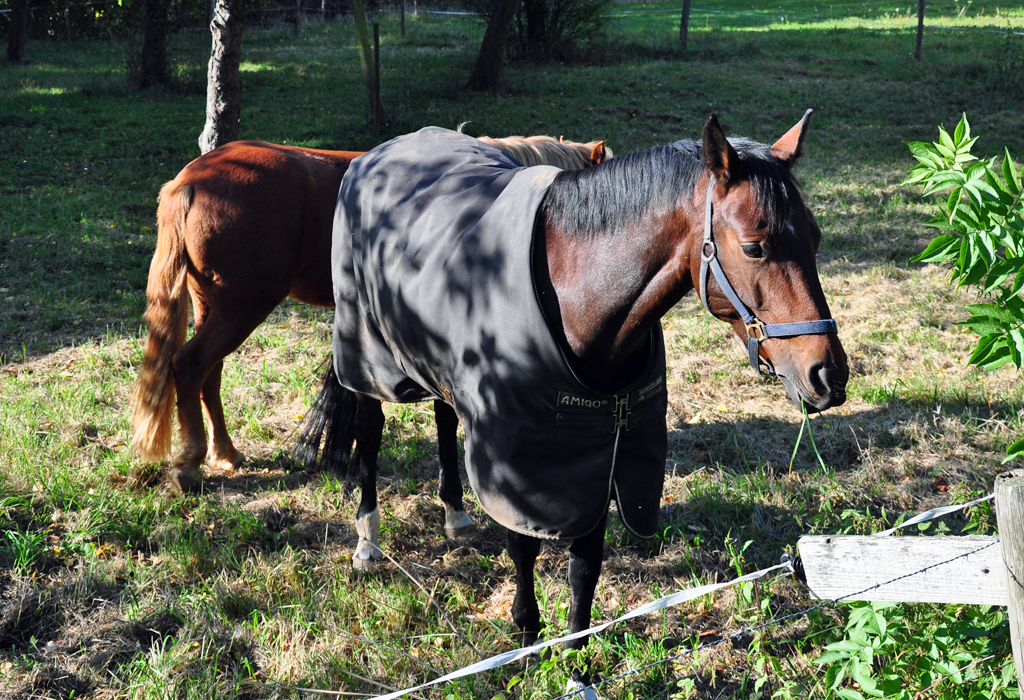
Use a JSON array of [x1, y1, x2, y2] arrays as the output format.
[[294, 363, 358, 476]]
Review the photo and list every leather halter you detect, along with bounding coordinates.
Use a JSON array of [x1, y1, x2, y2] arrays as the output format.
[[698, 176, 838, 376]]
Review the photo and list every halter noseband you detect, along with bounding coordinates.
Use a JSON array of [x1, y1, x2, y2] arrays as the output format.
[[698, 175, 838, 377]]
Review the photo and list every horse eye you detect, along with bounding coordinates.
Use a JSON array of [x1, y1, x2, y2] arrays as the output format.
[[742, 243, 765, 258]]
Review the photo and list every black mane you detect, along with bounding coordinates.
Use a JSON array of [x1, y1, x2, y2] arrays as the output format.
[[539, 137, 799, 237]]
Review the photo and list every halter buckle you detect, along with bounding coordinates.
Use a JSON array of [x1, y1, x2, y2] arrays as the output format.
[[746, 319, 767, 341], [701, 241, 717, 262]]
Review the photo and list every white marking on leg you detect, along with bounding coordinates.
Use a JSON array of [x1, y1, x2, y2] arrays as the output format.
[[353, 509, 382, 563], [443, 504, 473, 539], [443, 504, 473, 535], [564, 678, 598, 700]]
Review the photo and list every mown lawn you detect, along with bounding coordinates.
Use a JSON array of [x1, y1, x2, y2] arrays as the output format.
[[1, 1, 1024, 698]]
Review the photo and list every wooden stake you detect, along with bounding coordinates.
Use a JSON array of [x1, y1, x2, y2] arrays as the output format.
[[996, 469, 1024, 691], [679, 0, 691, 51], [294, 0, 301, 35], [373, 21, 382, 132], [401, 0, 406, 36], [914, 0, 925, 59]]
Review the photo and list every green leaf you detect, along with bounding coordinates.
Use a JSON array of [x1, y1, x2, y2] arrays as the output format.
[[817, 651, 854, 665], [979, 343, 1013, 370], [825, 662, 847, 688], [967, 334, 1001, 364], [964, 303, 1019, 323], [907, 140, 939, 161], [1004, 149, 1022, 196], [953, 115, 967, 145], [1011, 328, 1024, 369], [1004, 438, 1024, 462], [836, 690, 867, 700], [913, 234, 960, 263], [938, 127, 957, 155]]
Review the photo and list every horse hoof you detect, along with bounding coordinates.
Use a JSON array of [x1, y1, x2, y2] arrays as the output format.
[[444, 510, 474, 540], [352, 554, 380, 571], [167, 467, 201, 494], [564, 678, 598, 700], [444, 523, 475, 540], [209, 447, 244, 471]]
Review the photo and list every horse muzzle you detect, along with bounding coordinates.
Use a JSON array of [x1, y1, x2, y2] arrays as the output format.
[[778, 359, 848, 413]]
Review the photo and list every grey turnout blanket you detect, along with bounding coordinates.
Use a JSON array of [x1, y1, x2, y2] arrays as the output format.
[[332, 127, 667, 539]]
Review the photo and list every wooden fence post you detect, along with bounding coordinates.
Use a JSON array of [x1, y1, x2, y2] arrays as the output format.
[[914, 0, 925, 59], [294, 0, 301, 35], [401, 0, 405, 36], [373, 21, 382, 133], [996, 469, 1024, 690]]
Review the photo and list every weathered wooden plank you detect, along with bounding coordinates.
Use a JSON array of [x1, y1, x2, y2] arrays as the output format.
[[995, 469, 1024, 690], [798, 535, 1005, 606]]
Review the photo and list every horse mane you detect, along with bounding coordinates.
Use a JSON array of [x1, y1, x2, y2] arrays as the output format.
[[478, 134, 610, 170], [540, 136, 798, 238]]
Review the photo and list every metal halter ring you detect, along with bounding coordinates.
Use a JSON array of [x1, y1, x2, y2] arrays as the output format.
[[745, 320, 767, 342]]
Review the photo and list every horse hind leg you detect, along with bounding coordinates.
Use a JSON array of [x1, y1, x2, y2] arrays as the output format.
[[352, 394, 385, 570], [201, 359, 244, 471], [169, 300, 273, 493], [434, 400, 473, 539]]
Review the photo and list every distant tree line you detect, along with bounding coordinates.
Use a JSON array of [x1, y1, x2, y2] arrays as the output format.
[[0, 0, 355, 42]]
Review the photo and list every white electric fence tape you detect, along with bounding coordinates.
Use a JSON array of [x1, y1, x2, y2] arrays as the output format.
[[364, 491, 995, 699], [873, 492, 994, 537], [366, 561, 792, 700]]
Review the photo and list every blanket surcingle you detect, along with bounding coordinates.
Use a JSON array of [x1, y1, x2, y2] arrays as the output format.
[[331, 127, 667, 539]]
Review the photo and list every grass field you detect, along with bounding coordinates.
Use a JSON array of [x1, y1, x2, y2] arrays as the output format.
[[2, 1, 1024, 697]]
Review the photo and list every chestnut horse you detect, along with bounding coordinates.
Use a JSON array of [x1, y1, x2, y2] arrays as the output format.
[[131, 135, 608, 500], [304, 113, 847, 695]]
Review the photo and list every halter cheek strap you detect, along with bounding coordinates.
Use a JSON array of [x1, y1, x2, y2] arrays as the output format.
[[698, 176, 838, 376]]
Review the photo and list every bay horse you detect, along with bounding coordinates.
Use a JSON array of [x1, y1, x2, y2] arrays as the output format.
[[307, 113, 847, 695], [130, 134, 608, 509]]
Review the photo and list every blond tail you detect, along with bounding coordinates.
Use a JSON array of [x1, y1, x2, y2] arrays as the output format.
[[131, 180, 193, 461]]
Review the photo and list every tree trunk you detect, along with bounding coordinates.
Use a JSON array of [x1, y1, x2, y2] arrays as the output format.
[[140, 0, 169, 87], [679, 0, 691, 50], [914, 0, 925, 60], [523, 0, 544, 56], [6, 0, 28, 63], [199, 0, 247, 154], [465, 0, 521, 92]]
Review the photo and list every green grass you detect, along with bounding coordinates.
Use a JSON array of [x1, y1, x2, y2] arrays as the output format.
[[2, 2, 1024, 698]]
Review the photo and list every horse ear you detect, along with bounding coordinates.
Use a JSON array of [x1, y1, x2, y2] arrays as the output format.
[[589, 141, 606, 165], [702, 114, 740, 184], [771, 109, 813, 168]]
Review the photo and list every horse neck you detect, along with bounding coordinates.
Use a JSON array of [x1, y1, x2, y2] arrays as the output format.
[[540, 200, 701, 384]]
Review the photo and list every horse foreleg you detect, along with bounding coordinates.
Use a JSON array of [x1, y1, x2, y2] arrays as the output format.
[[352, 394, 385, 570], [563, 513, 607, 697], [507, 528, 543, 647], [201, 360, 244, 471], [433, 400, 473, 538]]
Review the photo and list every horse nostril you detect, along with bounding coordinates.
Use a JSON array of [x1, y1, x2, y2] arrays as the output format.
[[806, 362, 845, 403]]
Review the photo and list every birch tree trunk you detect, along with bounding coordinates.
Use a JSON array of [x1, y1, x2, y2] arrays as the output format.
[[199, 0, 247, 155]]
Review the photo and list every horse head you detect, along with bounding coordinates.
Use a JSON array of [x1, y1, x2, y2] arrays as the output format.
[[692, 112, 848, 411]]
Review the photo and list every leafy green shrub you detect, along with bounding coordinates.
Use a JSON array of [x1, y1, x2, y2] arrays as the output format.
[[470, 0, 611, 61], [815, 601, 1016, 700], [904, 114, 1024, 461]]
